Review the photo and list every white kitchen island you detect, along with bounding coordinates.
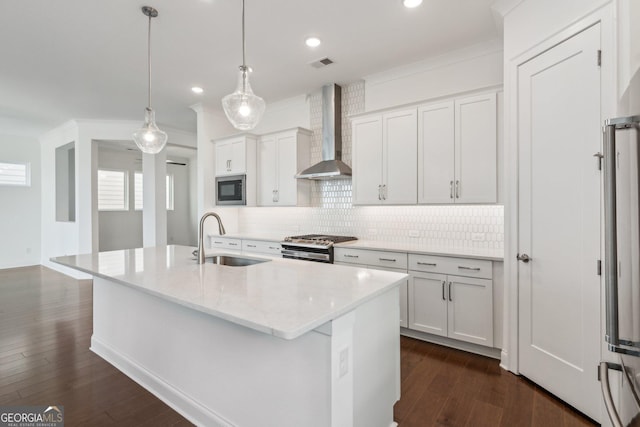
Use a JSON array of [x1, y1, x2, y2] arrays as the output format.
[[52, 245, 406, 427]]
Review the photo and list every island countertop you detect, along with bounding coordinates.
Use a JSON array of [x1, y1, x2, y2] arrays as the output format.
[[51, 245, 407, 340]]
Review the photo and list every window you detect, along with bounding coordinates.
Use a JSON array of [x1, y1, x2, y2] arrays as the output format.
[[0, 161, 30, 186], [133, 172, 174, 211], [98, 170, 128, 211]]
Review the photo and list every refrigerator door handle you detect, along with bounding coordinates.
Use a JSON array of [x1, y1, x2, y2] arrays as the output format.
[[599, 361, 624, 427]]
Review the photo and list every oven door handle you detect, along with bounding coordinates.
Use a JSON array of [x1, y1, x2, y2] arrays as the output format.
[[281, 249, 331, 262]]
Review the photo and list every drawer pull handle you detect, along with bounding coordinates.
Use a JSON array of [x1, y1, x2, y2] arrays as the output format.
[[448, 282, 453, 301], [458, 266, 481, 271], [344, 254, 359, 258], [229, 243, 239, 246], [379, 258, 396, 262], [417, 262, 437, 266], [214, 241, 223, 244], [269, 246, 279, 250], [247, 244, 257, 248]]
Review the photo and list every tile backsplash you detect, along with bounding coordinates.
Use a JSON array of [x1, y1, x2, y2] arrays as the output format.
[[237, 81, 504, 250]]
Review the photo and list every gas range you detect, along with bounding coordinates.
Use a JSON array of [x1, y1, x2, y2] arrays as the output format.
[[281, 234, 358, 263]]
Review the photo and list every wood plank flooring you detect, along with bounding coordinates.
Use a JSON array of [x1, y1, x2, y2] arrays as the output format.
[[0, 265, 598, 426]]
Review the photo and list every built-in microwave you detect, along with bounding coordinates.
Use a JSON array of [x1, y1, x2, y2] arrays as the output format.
[[216, 174, 246, 205]]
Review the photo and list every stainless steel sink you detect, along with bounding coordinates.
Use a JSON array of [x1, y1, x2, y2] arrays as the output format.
[[205, 255, 269, 267]]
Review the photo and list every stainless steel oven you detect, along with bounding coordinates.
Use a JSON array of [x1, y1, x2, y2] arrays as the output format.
[[216, 174, 246, 206], [281, 234, 357, 263]]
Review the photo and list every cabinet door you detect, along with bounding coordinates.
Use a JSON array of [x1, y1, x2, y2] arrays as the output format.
[[257, 135, 278, 206], [215, 141, 233, 175], [454, 93, 497, 203], [230, 139, 246, 174], [447, 276, 493, 346], [352, 115, 383, 205], [409, 272, 447, 337], [383, 109, 417, 204], [275, 133, 297, 206], [418, 101, 455, 204]]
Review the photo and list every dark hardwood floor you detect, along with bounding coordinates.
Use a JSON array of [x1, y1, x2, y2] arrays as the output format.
[[0, 266, 598, 426]]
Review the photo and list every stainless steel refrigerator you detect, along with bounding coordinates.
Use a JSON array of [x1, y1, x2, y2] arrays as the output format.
[[601, 114, 640, 427]]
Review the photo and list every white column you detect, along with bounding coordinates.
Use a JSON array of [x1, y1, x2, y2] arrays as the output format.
[[142, 150, 167, 247]]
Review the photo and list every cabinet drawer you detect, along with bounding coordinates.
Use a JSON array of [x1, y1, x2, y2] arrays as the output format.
[[242, 240, 282, 256], [335, 248, 408, 269], [409, 254, 492, 279], [210, 237, 242, 250]]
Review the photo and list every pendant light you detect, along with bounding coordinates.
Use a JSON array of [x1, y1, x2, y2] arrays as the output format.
[[222, 0, 266, 131], [133, 6, 168, 154]]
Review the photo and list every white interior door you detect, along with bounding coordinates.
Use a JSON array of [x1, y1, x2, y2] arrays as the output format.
[[517, 24, 601, 421]]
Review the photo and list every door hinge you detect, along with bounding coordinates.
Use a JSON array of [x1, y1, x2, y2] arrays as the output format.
[[597, 259, 602, 276], [597, 50, 602, 67], [594, 152, 604, 170]]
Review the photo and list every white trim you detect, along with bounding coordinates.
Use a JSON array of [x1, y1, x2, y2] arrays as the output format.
[[91, 337, 234, 427]]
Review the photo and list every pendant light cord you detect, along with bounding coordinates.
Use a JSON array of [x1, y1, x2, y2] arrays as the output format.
[[241, 0, 246, 67], [147, 13, 152, 109]]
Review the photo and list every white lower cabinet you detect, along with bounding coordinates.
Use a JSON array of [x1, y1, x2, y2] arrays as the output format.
[[242, 240, 282, 257], [210, 237, 242, 250], [334, 248, 408, 327], [409, 253, 493, 347]]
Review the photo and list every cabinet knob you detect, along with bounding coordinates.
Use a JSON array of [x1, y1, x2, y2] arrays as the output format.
[[516, 253, 531, 263]]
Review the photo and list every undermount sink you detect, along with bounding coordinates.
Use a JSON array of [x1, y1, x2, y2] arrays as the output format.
[[205, 255, 269, 267]]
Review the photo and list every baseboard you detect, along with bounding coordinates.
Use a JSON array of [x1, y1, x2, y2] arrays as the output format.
[[400, 328, 502, 359], [90, 336, 234, 427]]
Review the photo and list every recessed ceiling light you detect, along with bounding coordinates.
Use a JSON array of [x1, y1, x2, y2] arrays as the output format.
[[191, 86, 204, 94], [403, 0, 423, 8], [305, 37, 321, 48]]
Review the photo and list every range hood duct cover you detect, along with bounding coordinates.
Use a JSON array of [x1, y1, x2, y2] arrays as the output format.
[[296, 84, 353, 180]]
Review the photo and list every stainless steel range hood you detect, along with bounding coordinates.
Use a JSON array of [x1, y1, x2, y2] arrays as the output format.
[[296, 84, 352, 180]]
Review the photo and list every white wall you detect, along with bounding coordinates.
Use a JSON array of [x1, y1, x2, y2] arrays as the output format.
[[41, 119, 196, 277], [0, 132, 41, 268], [97, 147, 194, 251], [364, 39, 503, 111]]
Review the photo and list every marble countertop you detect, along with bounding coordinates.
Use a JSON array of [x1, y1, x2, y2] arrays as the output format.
[[51, 245, 406, 340], [335, 240, 504, 261]]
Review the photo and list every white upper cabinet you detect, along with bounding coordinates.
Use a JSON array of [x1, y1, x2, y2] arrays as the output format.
[[418, 92, 497, 204], [417, 101, 455, 203], [214, 134, 257, 176], [257, 128, 311, 207], [352, 108, 417, 205], [352, 115, 383, 205], [454, 93, 497, 204]]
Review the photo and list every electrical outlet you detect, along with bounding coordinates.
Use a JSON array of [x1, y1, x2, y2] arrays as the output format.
[[339, 347, 349, 378], [472, 233, 486, 241], [409, 230, 420, 238]]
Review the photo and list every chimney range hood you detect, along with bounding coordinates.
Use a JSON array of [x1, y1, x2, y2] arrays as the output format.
[[296, 84, 352, 180]]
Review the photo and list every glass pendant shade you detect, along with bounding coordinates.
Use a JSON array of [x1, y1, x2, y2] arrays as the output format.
[[222, 66, 266, 131], [133, 107, 168, 154]]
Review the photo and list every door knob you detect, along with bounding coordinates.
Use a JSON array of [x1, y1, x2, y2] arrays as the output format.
[[516, 253, 531, 263]]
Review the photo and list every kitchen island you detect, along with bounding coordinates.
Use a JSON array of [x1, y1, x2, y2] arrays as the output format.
[[52, 245, 406, 427]]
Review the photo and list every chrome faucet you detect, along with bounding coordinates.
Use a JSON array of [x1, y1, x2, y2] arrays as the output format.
[[197, 212, 226, 264]]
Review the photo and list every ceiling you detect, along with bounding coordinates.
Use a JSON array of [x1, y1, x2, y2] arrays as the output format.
[[0, 0, 501, 134]]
